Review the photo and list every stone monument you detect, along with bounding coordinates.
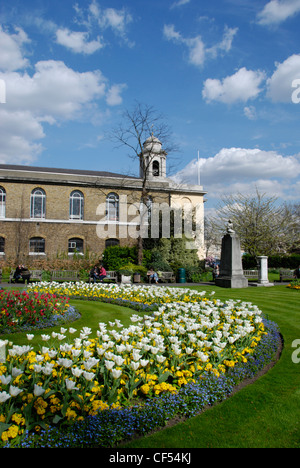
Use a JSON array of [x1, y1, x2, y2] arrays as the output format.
[[215, 220, 248, 288]]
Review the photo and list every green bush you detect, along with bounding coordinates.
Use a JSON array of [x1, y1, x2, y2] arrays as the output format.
[[242, 254, 300, 269], [102, 246, 138, 270]]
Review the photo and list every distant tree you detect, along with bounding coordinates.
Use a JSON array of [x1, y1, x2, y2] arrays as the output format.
[[211, 189, 299, 256]]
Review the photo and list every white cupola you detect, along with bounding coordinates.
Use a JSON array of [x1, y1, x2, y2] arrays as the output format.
[[139, 134, 167, 180]]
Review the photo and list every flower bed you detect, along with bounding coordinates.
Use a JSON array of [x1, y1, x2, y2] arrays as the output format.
[[27, 281, 210, 307], [0, 290, 70, 334], [0, 283, 281, 447], [287, 279, 300, 290]]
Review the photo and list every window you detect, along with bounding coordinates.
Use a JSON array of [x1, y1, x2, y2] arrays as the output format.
[[30, 188, 46, 219], [105, 238, 120, 248], [0, 237, 5, 254], [152, 161, 160, 177], [0, 187, 6, 218], [29, 237, 45, 254], [70, 190, 84, 220], [68, 238, 84, 254], [106, 193, 119, 221]]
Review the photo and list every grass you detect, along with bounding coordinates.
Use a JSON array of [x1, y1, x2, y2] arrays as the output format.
[[1, 283, 299, 448]]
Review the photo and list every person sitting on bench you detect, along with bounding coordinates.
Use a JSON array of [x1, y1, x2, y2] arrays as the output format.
[[147, 268, 159, 284]]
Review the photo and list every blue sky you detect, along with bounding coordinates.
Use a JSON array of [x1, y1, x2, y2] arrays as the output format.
[[0, 0, 300, 211]]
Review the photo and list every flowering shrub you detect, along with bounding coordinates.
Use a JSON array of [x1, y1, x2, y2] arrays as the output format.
[[0, 290, 69, 334], [0, 284, 270, 446]]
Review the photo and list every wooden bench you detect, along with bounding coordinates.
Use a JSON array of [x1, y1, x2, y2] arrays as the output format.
[[158, 272, 176, 283], [51, 270, 80, 282], [243, 270, 259, 279], [89, 270, 118, 284], [279, 269, 295, 282], [9, 269, 43, 283]]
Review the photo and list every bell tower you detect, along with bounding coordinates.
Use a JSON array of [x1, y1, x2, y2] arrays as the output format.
[[140, 135, 167, 180]]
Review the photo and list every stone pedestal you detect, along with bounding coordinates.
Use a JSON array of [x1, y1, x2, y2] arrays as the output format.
[[215, 232, 248, 289], [253, 256, 274, 287]]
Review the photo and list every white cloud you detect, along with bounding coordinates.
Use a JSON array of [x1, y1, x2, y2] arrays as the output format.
[[0, 27, 127, 164], [76, 1, 133, 46], [171, 0, 191, 8], [2, 60, 107, 119], [267, 54, 300, 102], [56, 28, 104, 54], [163, 24, 237, 67], [202, 67, 266, 104], [244, 105, 257, 120], [207, 26, 238, 57], [0, 26, 30, 71], [257, 0, 300, 25], [106, 84, 127, 106], [0, 109, 44, 163], [173, 147, 300, 200]]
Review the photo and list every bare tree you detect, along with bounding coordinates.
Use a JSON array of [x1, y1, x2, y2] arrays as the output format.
[[110, 102, 178, 264], [211, 189, 299, 256]]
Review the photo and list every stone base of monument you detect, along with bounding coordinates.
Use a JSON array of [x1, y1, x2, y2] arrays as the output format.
[[215, 275, 248, 289], [250, 281, 274, 287]]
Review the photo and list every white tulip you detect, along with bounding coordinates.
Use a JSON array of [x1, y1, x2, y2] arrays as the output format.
[[9, 385, 23, 397], [65, 379, 79, 391], [111, 369, 122, 379], [12, 368, 23, 378], [57, 358, 73, 368], [57, 334, 66, 341], [105, 360, 115, 370], [72, 367, 83, 378], [156, 355, 166, 363], [0, 391, 11, 403], [130, 361, 140, 371], [0, 375, 11, 385], [42, 363, 55, 376], [140, 359, 149, 367], [26, 334, 34, 341], [83, 371, 94, 381], [114, 355, 125, 366], [41, 335, 50, 341], [34, 384, 45, 397], [84, 357, 99, 370]]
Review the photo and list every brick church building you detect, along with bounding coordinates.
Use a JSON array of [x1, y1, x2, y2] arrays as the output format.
[[0, 135, 206, 264]]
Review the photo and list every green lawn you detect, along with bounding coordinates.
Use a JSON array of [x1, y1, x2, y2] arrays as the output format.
[[1, 283, 299, 448]]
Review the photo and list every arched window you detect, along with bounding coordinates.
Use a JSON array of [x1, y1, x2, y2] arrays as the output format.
[[70, 190, 84, 220], [152, 160, 160, 177], [30, 188, 46, 219], [29, 237, 45, 254], [68, 237, 84, 254], [0, 187, 6, 218], [106, 193, 119, 221], [0, 237, 5, 254], [105, 238, 120, 248]]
